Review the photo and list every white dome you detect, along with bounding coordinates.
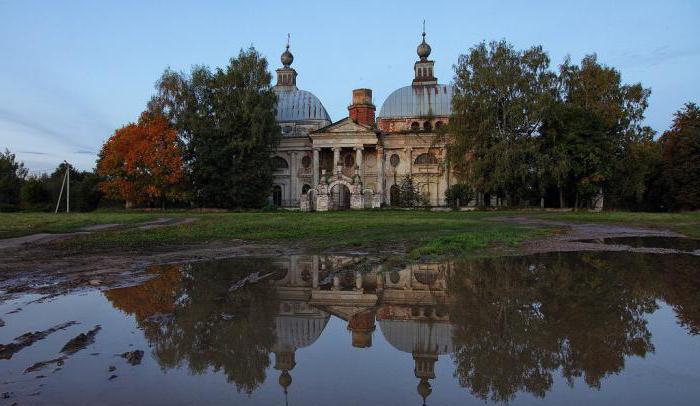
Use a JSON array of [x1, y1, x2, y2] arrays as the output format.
[[378, 84, 454, 119]]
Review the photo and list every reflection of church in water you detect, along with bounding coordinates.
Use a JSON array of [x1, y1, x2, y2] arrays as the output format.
[[270, 255, 454, 404]]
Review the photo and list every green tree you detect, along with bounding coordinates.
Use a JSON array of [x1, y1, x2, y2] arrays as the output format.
[[149, 47, 281, 208], [659, 102, 700, 210], [397, 175, 424, 207], [0, 149, 27, 211], [20, 176, 51, 210], [448, 40, 557, 206], [554, 55, 651, 209]]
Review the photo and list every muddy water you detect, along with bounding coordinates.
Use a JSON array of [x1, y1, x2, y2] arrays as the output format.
[[1, 252, 699, 405]]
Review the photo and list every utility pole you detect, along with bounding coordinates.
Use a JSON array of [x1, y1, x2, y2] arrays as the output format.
[[54, 161, 71, 214], [66, 162, 70, 213]]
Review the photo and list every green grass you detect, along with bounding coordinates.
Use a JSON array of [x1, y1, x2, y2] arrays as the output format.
[[1, 209, 697, 258], [56, 210, 543, 257], [0, 211, 167, 239]]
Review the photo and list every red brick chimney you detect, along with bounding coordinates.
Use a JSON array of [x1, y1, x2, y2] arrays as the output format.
[[348, 88, 375, 127]]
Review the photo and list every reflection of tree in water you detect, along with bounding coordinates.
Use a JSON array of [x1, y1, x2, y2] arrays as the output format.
[[446, 252, 699, 402], [105, 258, 282, 394]]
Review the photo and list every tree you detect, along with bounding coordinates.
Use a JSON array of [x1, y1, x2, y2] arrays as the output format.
[[0, 149, 27, 211], [20, 176, 51, 210], [448, 40, 557, 206], [659, 102, 700, 210], [396, 175, 425, 207], [149, 47, 281, 208], [445, 184, 473, 208], [97, 112, 183, 208], [557, 55, 651, 209]]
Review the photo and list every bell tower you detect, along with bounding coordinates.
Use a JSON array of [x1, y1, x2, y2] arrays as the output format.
[[413, 21, 437, 86], [275, 34, 298, 89]]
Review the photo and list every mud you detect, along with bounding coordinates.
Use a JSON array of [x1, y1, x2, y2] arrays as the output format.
[[494, 216, 697, 255], [60, 325, 101, 355], [0, 321, 78, 360]]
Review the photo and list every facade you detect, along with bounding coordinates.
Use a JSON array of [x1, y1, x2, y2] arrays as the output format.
[[271, 31, 454, 210]]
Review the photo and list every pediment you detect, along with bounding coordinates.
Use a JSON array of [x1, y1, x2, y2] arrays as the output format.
[[312, 117, 375, 136]]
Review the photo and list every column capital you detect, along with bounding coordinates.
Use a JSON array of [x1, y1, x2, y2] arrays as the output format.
[[312, 147, 321, 152], [353, 145, 364, 151], [404, 147, 413, 153]]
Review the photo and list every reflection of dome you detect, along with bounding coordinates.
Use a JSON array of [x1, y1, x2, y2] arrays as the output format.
[[274, 89, 332, 123], [379, 319, 454, 355], [273, 312, 330, 351], [378, 85, 454, 119]]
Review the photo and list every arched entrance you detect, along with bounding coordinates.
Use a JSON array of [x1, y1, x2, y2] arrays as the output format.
[[331, 183, 351, 210], [272, 185, 283, 206], [390, 184, 400, 207]]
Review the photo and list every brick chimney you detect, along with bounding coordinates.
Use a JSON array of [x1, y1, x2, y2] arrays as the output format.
[[348, 88, 375, 127]]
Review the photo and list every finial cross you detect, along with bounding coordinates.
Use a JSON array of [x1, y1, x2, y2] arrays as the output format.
[[286, 33, 290, 49]]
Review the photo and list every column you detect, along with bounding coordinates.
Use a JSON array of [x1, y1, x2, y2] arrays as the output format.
[[312, 148, 320, 186], [354, 146, 364, 178], [312, 256, 320, 289], [406, 147, 413, 176], [377, 147, 385, 202], [290, 152, 298, 204], [333, 147, 341, 171]]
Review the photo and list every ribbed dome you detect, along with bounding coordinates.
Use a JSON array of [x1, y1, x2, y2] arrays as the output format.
[[379, 319, 454, 355], [274, 88, 332, 124], [272, 313, 330, 351], [378, 84, 454, 119]]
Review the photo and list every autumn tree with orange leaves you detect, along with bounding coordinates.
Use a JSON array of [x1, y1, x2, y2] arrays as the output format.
[[97, 112, 184, 208]]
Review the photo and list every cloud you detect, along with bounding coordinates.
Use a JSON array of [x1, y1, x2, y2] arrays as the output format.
[[618, 46, 700, 67]]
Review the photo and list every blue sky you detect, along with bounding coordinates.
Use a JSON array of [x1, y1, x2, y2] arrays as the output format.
[[1, 0, 698, 172]]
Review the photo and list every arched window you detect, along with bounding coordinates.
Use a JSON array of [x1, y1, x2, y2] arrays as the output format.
[[410, 122, 420, 131], [435, 121, 444, 130], [423, 121, 433, 132], [272, 156, 289, 170], [414, 153, 439, 165]]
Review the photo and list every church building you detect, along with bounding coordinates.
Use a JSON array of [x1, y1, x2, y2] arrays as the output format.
[[271, 30, 454, 210]]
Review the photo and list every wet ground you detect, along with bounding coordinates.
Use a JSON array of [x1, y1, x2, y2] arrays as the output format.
[[1, 249, 699, 405]]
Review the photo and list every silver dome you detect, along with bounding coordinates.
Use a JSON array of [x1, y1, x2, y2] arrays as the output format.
[[378, 84, 454, 119], [274, 88, 332, 124]]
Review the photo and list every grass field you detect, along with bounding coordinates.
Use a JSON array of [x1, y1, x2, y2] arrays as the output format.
[[0, 209, 698, 257]]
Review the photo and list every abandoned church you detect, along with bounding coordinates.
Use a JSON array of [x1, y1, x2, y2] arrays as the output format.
[[270, 31, 457, 211]]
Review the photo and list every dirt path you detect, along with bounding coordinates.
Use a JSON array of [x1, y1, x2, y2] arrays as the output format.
[[494, 216, 691, 255], [0, 218, 197, 251]]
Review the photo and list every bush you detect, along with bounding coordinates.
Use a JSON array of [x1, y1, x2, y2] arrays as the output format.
[[445, 184, 474, 208]]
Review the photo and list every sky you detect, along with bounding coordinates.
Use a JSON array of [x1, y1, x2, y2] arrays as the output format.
[[1, 0, 698, 173]]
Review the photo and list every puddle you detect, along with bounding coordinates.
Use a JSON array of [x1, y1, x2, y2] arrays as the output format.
[[1, 252, 699, 405], [575, 236, 700, 253]]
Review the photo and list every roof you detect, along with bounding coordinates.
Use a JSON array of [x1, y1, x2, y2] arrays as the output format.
[[274, 88, 332, 124], [379, 319, 454, 355], [378, 84, 454, 119]]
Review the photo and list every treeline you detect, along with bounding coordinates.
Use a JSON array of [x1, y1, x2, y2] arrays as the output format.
[[2, 42, 698, 212], [446, 40, 699, 211], [0, 153, 103, 212]]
